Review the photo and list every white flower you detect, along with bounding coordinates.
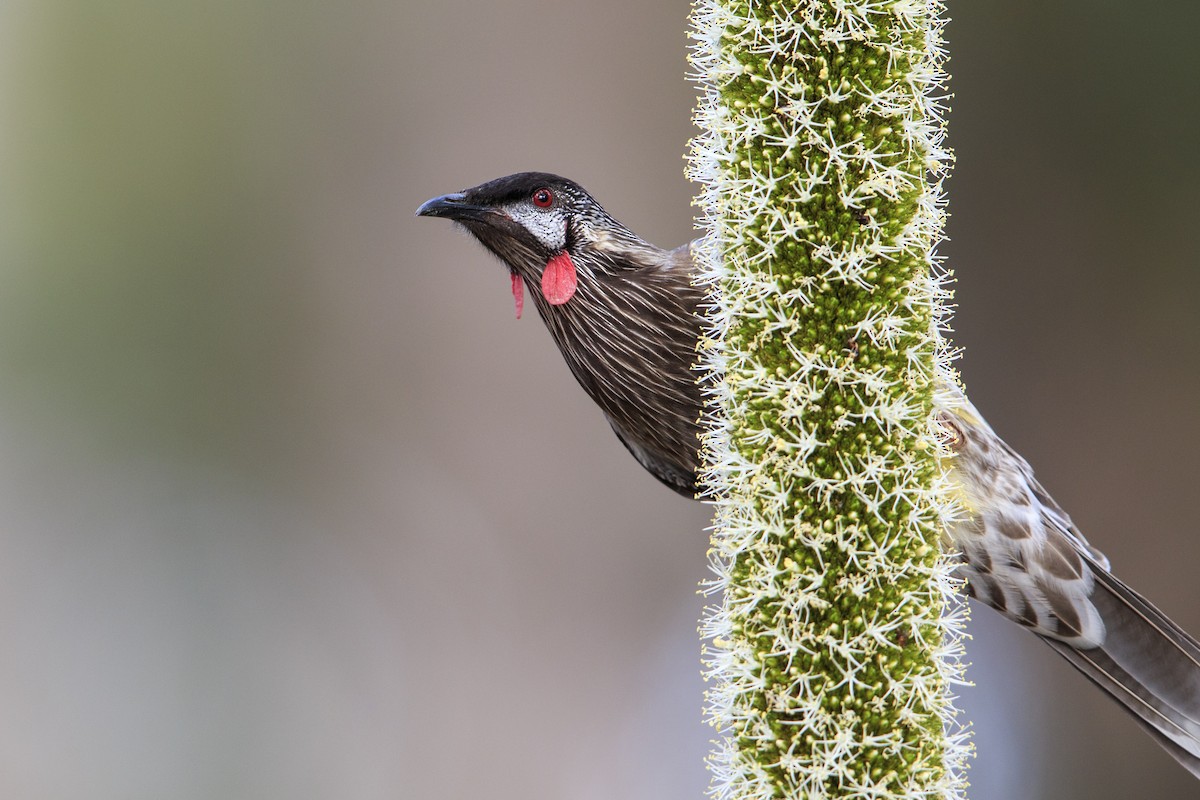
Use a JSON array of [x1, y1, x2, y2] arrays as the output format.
[[689, 0, 968, 797]]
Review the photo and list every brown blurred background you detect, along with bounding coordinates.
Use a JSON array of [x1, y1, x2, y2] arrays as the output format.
[[0, 1, 1197, 798]]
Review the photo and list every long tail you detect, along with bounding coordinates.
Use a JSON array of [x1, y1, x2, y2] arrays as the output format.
[[1041, 565, 1200, 778]]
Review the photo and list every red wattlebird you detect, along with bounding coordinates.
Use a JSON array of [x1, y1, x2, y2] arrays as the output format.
[[418, 172, 1200, 778]]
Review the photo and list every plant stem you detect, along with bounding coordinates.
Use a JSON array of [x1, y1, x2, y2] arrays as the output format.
[[688, 2, 969, 797]]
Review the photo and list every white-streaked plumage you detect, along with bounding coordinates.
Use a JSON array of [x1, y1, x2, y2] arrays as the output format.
[[419, 171, 1200, 779], [942, 389, 1200, 775]]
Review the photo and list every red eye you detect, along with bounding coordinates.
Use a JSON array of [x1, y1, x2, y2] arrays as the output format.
[[532, 188, 554, 208]]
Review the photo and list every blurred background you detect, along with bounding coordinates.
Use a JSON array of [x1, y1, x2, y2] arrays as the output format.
[[0, 1, 1197, 798]]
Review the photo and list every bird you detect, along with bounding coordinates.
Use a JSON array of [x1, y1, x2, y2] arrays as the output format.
[[417, 171, 1200, 778]]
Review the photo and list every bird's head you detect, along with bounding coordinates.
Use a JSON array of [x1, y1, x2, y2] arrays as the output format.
[[416, 172, 647, 318]]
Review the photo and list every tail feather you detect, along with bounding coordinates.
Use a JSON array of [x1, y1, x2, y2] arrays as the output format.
[[1042, 565, 1200, 778]]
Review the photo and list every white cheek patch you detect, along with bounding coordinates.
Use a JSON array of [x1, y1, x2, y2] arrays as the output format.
[[504, 203, 566, 252]]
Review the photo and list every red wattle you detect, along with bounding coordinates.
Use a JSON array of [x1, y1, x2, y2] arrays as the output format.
[[510, 272, 524, 319], [541, 251, 577, 306]]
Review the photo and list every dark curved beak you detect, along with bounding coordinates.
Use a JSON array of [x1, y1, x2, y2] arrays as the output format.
[[416, 192, 490, 222]]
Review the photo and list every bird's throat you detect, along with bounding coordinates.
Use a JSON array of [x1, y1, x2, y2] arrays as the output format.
[[541, 251, 577, 306]]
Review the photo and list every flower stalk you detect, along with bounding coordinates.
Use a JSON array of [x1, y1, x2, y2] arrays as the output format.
[[688, 2, 969, 798]]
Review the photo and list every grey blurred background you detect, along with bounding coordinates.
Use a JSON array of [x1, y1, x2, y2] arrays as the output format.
[[0, 1, 1197, 798]]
